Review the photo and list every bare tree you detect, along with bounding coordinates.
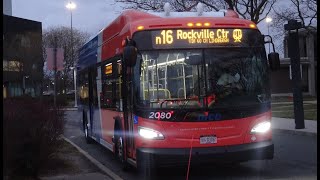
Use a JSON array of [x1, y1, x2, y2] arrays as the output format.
[[42, 26, 90, 93], [272, 0, 317, 31], [114, 0, 276, 24], [228, 0, 276, 24], [269, 0, 317, 56]]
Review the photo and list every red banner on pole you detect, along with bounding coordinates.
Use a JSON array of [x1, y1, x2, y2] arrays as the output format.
[[46, 48, 64, 71]]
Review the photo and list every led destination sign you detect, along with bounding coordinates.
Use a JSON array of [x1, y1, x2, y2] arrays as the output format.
[[151, 29, 246, 49]]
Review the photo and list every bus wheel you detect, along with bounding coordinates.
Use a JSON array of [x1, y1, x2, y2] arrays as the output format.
[[83, 114, 93, 144], [115, 130, 129, 170]]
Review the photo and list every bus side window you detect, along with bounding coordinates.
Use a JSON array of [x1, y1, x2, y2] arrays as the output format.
[[79, 72, 89, 105], [101, 63, 115, 109], [101, 60, 122, 110], [115, 61, 122, 110]]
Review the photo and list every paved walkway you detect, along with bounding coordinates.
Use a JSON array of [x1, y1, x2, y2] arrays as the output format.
[[271, 100, 317, 105], [271, 117, 317, 136], [44, 110, 316, 180], [41, 172, 113, 180]]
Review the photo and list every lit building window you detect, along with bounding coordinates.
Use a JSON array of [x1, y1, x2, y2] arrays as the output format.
[[3, 60, 23, 72]]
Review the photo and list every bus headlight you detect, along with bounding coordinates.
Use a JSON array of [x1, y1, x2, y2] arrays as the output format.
[[138, 127, 164, 140], [250, 121, 271, 134]]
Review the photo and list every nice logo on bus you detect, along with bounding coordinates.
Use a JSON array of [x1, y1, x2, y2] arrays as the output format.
[[198, 113, 222, 121]]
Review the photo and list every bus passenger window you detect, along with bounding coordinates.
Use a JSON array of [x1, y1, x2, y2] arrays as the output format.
[[79, 73, 89, 105], [101, 60, 122, 110]]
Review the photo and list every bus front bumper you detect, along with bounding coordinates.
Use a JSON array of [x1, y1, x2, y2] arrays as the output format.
[[137, 140, 274, 167]]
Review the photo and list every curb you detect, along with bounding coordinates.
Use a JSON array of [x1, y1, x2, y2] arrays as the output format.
[[272, 128, 317, 137], [62, 136, 123, 180], [271, 101, 317, 105], [61, 108, 78, 111]]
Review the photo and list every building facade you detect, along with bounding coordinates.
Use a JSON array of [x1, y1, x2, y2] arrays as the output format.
[[3, 0, 12, 16], [3, 15, 43, 98], [270, 28, 317, 97]]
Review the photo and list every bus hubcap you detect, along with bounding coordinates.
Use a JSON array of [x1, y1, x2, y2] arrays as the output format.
[[117, 137, 123, 161], [85, 125, 88, 137]]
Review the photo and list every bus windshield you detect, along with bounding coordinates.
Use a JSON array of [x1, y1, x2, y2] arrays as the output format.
[[134, 47, 270, 110]]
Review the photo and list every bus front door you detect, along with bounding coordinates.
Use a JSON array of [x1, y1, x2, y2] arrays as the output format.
[[124, 72, 135, 161]]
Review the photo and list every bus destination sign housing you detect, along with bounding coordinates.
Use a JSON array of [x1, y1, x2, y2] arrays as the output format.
[[152, 29, 244, 49], [132, 28, 263, 50]]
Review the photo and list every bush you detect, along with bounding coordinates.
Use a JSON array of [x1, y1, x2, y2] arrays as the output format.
[[4, 96, 65, 179]]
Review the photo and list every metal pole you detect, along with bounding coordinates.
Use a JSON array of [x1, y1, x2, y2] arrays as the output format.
[[23, 76, 25, 95], [268, 24, 270, 54], [54, 43, 57, 108], [70, 10, 77, 107], [71, 11, 73, 65], [74, 68, 77, 107], [285, 20, 305, 129]]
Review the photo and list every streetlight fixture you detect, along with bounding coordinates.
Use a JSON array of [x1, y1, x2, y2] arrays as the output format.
[[66, 1, 77, 107], [266, 17, 272, 54]]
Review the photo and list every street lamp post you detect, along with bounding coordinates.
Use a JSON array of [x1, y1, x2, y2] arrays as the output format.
[[70, 67, 77, 107], [66, 2, 77, 107], [23, 76, 29, 95], [266, 17, 272, 54]]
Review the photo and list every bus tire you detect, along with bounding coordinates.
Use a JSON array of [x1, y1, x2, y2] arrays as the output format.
[[137, 152, 156, 179], [114, 126, 129, 171], [83, 112, 93, 144]]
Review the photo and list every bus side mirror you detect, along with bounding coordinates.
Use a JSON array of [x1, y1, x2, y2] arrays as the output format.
[[123, 45, 137, 67], [268, 52, 280, 71]]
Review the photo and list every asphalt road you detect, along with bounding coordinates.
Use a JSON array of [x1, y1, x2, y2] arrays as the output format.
[[63, 111, 317, 180]]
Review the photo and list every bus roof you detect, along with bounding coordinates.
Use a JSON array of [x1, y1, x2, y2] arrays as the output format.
[[78, 5, 258, 70]]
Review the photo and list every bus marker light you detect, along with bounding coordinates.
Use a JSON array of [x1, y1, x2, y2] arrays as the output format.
[[249, 24, 256, 28], [187, 23, 194, 27], [204, 22, 210, 27], [250, 121, 271, 133], [121, 39, 126, 47], [196, 23, 202, 27], [251, 136, 256, 141], [138, 127, 164, 140], [137, 25, 144, 30]]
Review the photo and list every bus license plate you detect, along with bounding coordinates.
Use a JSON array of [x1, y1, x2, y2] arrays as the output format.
[[200, 136, 217, 144]]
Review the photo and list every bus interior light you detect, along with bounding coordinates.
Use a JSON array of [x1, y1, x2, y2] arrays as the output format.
[[138, 127, 164, 140], [250, 121, 271, 133]]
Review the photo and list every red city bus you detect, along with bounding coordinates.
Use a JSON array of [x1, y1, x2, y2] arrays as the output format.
[[77, 5, 280, 175]]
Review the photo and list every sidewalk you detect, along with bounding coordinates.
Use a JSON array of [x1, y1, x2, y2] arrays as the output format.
[[271, 100, 317, 105], [41, 173, 113, 180], [271, 117, 317, 136]]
